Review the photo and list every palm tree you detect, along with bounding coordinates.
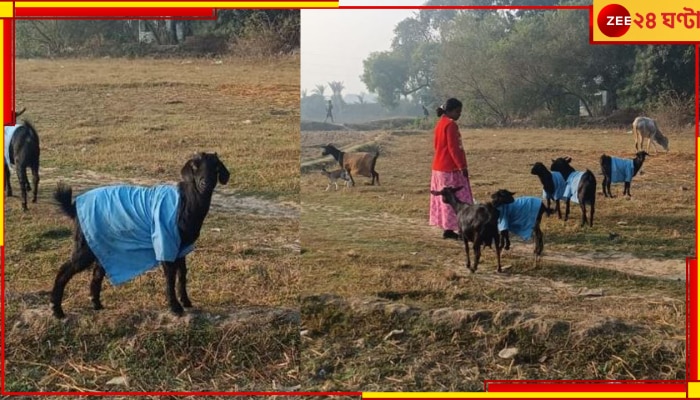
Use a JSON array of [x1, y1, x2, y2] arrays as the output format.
[[312, 84, 326, 97]]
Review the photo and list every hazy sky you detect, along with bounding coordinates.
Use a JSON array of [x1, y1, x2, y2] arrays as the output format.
[[301, 1, 426, 98]]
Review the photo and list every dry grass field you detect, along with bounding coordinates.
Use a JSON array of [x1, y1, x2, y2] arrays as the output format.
[[300, 121, 692, 391], [5, 56, 300, 392]]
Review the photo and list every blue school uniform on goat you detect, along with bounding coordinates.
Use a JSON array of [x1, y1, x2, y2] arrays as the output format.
[[562, 171, 585, 204], [76, 185, 194, 286], [542, 171, 566, 201], [4, 124, 22, 168], [610, 157, 634, 183], [496, 197, 542, 241]]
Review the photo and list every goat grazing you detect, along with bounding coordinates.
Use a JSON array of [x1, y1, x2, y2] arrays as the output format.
[[321, 144, 379, 186], [50, 152, 230, 319], [430, 186, 502, 273], [320, 166, 351, 191], [530, 162, 565, 219], [600, 151, 648, 198], [550, 157, 596, 227], [633, 116, 669, 154], [4, 107, 40, 211], [490, 189, 549, 264]]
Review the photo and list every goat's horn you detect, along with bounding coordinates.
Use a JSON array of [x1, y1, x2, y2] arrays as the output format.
[[15, 107, 26, 117]]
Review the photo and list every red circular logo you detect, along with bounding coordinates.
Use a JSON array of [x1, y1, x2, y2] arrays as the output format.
[[597, 4, 631, 37]]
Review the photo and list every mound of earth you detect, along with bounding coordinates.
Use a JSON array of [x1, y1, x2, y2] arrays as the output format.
[[301, 120, 350, 132]]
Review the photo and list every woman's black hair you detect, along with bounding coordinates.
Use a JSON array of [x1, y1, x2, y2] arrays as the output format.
[[436, 98, 462, 117]]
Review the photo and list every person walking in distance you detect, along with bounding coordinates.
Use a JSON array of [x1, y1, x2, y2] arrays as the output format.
[[429, 98, 474, 240], [324, 99, 334, 123]]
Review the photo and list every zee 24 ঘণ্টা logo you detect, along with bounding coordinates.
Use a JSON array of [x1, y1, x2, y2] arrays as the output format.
[[596, 2, 700, 41]]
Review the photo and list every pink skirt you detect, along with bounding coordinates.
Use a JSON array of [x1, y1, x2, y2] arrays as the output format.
[[429, 170, 474, 232]]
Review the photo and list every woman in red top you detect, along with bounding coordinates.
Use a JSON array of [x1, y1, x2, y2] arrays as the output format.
[[429, 98, 473, 240]]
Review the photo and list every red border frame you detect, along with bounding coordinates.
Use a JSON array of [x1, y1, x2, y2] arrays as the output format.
[[2, 2, 696, 398]]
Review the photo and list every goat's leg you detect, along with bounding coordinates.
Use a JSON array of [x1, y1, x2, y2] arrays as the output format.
[[534, 225, 544, 256], [624, 182, 631, 196], [580, 202, 588, 227], [30, 163, 39, 203], [495, 241, 503, 273], [175, 258, 192, 308], [51, 244, 96, 319], [347, 171, 356, 187], [589, 201, 595, 227], [15, 164, 29, 211], [500, 231, 510, 251], [564, 199, 571, 221], [162, 261, 184, 316], [473, 237, 482, 272], [4, 162, 11, 197], [463, 237, 474, 273], [325, 183, 330, 191], [555, 199, 562, 219], [372, 171, 380, 186], [90, 264, 106, 310]]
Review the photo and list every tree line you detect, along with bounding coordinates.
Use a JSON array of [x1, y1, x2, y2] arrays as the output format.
[[361, 0, 694, 127], [16, 10, 300, 58]]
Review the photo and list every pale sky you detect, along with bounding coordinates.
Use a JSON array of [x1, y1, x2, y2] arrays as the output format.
[[301, 1, 426, 98]]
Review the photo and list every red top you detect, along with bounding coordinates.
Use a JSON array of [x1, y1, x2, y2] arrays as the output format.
[[432, 115, 468, 172]]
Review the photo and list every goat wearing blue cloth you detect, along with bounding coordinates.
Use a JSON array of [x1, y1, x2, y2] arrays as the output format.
[[50, 152, 230, 319], [530, 162, 565, 219], [491, 190, 550, 265], [4, 107, 40, 211], [600, 151, 648, 198], [550, 157, 596, 228]]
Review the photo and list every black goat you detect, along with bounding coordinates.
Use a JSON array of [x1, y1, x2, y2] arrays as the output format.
[[490, 189, 549, 264], [50, 152, 230, 319], [430, 186, 502, 273], [530, 162, 564, 219], [550, 157, 596, 227], [600, 151, 648, 198], [4, 108, 40, 211], [321, 144, 379, 186]]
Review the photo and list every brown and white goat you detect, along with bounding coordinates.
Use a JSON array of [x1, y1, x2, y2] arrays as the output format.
[[321, 144, 379, 186]]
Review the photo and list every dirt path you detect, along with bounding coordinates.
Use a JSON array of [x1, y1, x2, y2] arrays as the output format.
[[304, 202, 686, 281], [36, 167, 299, 220]]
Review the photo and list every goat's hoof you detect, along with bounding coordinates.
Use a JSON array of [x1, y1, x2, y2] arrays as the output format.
[[93, 303, 103, 311], [171, 306, 185, 317], [32, 198, 37, 203], [52, 307, 66, 319], [181, 299, 193, 308]]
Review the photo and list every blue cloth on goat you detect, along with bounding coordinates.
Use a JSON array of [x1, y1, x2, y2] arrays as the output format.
[[76, 185, 195, 286], [496, 197, 542, 241], [562, 171, 585, 204], [610, 157, 634, 183], [4, 124, 22, 168], [542, 171, 566, 201]]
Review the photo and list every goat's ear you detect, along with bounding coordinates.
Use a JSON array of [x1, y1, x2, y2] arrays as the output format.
[[181, 160, 196, 182], [217, 161, 230, 185]]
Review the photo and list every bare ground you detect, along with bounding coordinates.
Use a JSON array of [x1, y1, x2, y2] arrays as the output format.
[[299, 126, 690, 390]]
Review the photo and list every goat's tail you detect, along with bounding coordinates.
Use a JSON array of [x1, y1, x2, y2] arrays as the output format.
[[53, 182, 77, 220]]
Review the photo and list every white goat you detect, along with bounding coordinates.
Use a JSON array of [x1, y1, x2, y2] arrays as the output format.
[[633, 116, 669, 154]]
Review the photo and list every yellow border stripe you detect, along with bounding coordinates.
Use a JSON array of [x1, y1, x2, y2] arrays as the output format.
[[363, 393, 686, 399], [689, 382, 700, 398], [0, 2, 12, 17], [16, 1, 338, 8]]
